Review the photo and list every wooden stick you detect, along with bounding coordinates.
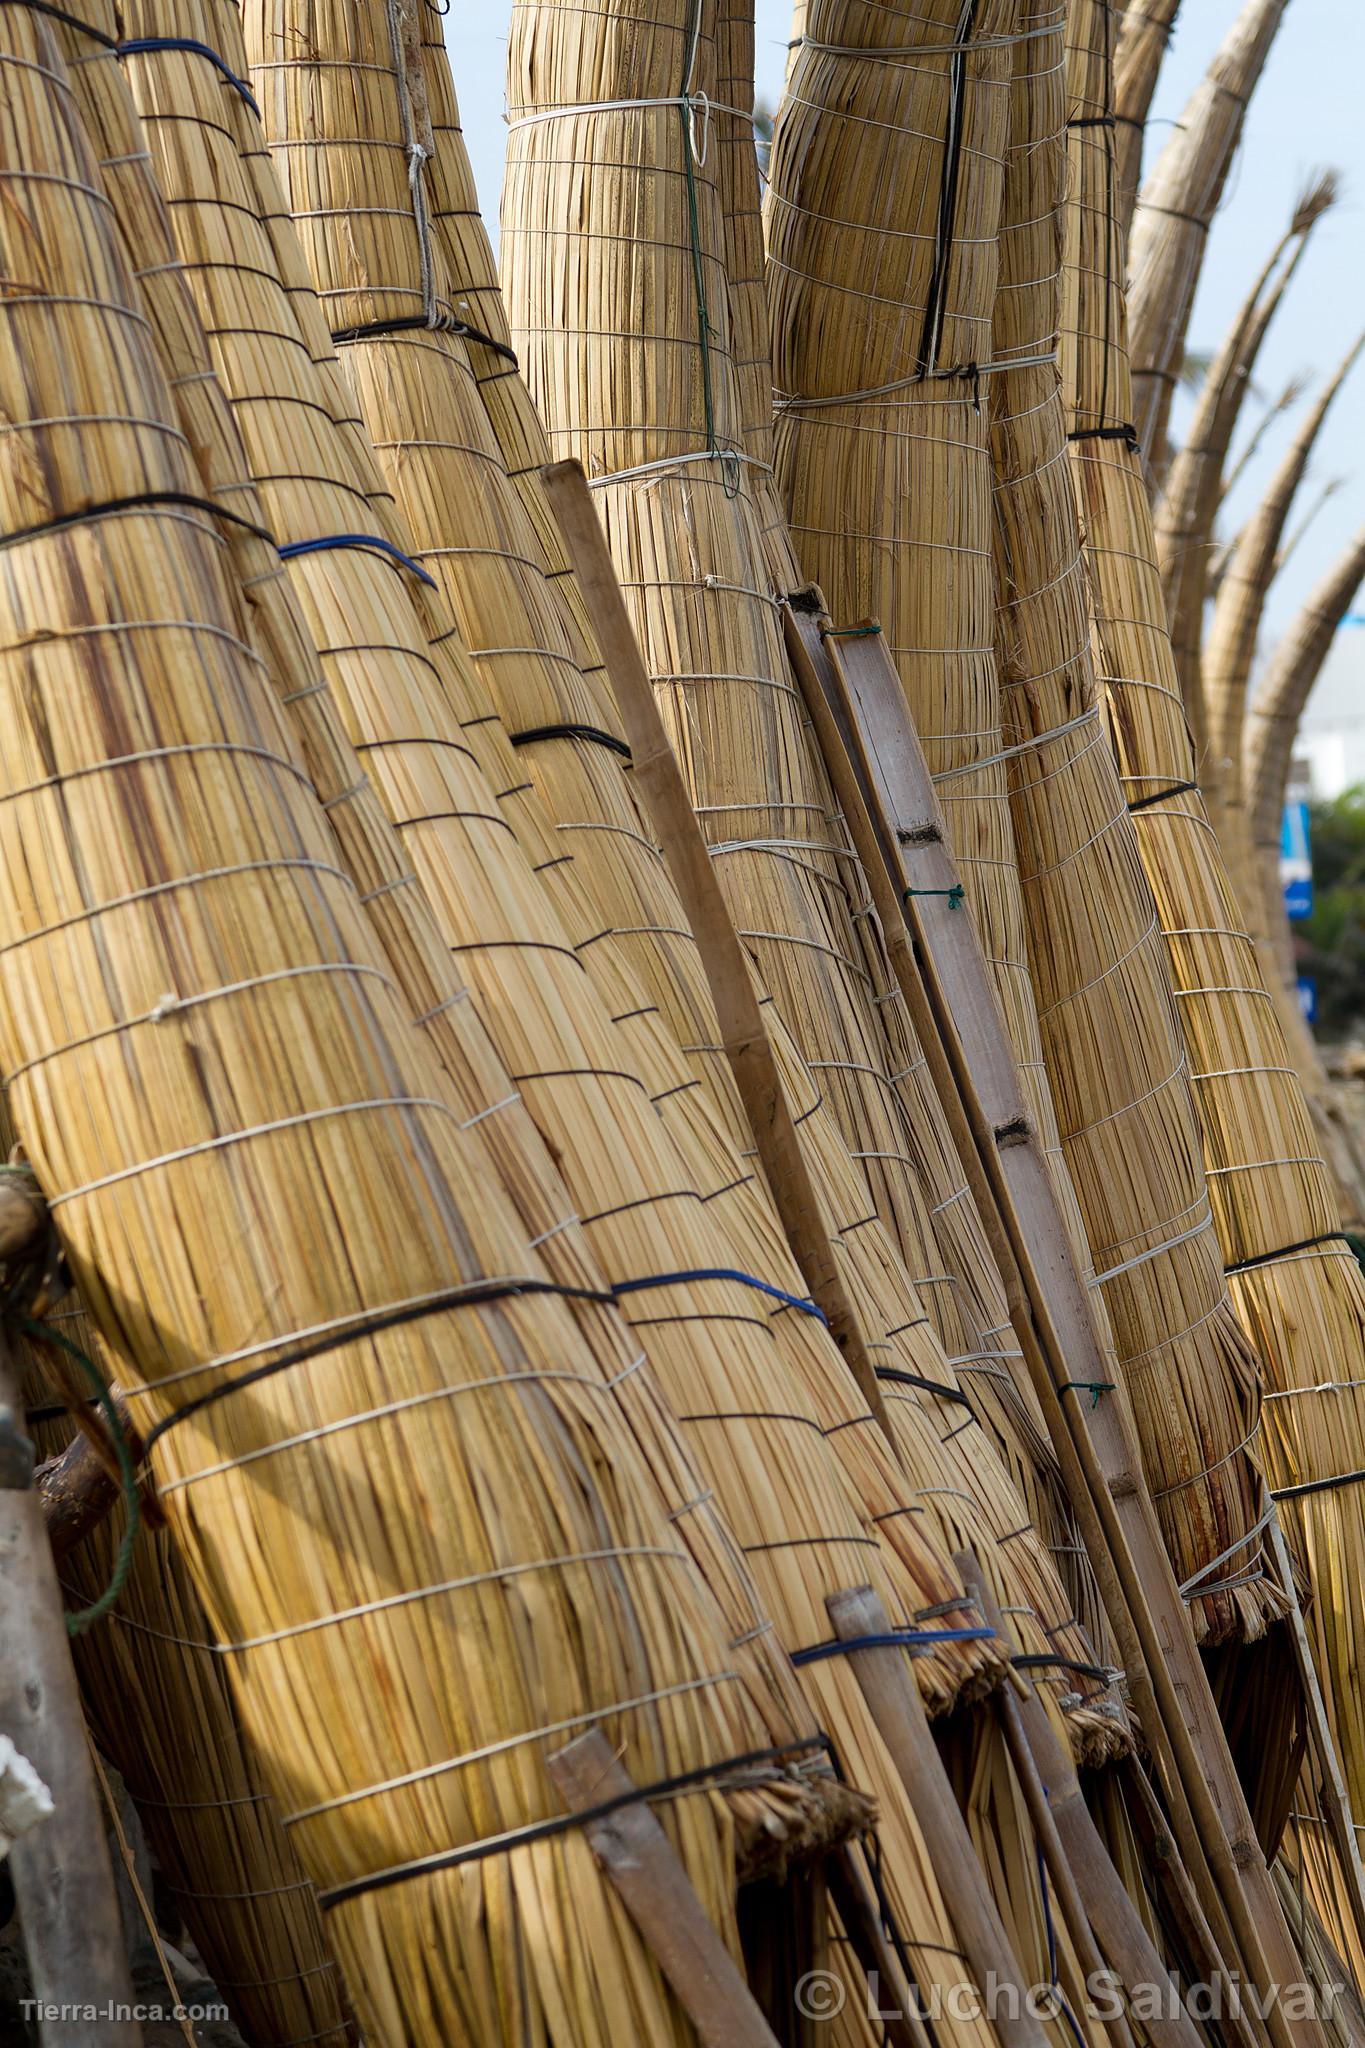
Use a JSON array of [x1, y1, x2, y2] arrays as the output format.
[[36, 1391, 137, 1560], [825, 1584, 1051, 2048], [546, 1727, 782, 2048], [0, 1339, 141, 2048], [540, 457, 892, 1437], [785, 602, 1313, 2045]]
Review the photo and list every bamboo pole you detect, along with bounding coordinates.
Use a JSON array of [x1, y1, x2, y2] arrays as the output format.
[[825, 1585, 1052, 2048], [540, 456, 886, 1426], [804, 615, 1327, 2048], [1155, 176, 1336, 784], [1126, 0, 1290, 486]]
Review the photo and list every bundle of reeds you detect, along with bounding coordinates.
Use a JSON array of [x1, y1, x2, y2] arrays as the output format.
[[248, 0, 1131, 1714], [498, 0, 1013, 1316], [1112, 0, 1181, 243], [1204, 337, 1364, 898], [1060, 0, 1365, 1862], [1154, 175, 1337, 786], [0, 16, 827, 2044], [765, 0, 1278, 1645], [122, 12, 1147, 2036], [228, 0, 1119, 1777], [1125, 0, 1289, 488], [399, 4, 1082, 1579], [15, 18, 899, 2035], [765, 0, 1084, 1191]]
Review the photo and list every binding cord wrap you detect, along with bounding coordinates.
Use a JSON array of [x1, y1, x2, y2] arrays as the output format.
[[318, 1733, 835, 1907]]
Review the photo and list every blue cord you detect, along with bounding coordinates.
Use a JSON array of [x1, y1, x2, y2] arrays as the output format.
[[118, 38, 260, 119], [278, 533, 438, 590], [791, 1627, 996, 1666], [611, 1268, 828, 1323]]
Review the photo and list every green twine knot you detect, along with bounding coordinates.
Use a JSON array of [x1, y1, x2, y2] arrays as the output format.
[[903, 884, 964, 910], [1061, 1379, 1116, 1410]]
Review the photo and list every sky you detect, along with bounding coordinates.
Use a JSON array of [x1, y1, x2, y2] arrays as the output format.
[[447, 2, 1365, 750]]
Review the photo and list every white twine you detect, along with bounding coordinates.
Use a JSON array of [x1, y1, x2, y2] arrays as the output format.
[[505, 91, 755, 168]]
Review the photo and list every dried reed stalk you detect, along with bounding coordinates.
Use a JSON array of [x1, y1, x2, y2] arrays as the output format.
[[292, 0, 1130, 1706], [0, 17, 822, 2045], [1204, 336, 1364, 898], [715, 0, 799, 589], [1061, 0, 1365, 1859], [985, 3, 1277, 1643], [1154, 176, 1336, 786], [764, 0, 1276, 1642], [1125, 0, 1289, 488], [1245, 528, 1365, 1090], [1112, 0, 1180, 243]]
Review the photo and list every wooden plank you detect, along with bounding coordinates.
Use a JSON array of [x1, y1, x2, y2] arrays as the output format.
[[547, 1727, 782, 2048], [825, 1585, 1052, 2048], [785, 601, 1316, 2048], [540, 459, 892, 1436], [0, 1339, 141, 2048]]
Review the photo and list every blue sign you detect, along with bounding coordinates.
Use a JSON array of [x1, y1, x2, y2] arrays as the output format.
[[1281, 801, 1313, 921], [1297, 977, 1318, 1026]]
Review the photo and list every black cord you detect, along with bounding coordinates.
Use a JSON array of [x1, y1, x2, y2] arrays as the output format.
[[1225, 1232, 1352, 1278], [330, 312, 519, 369], [318, 1734, 833, 1907], [0, 489, 275, 554], [509, 723, 631, 762], [1126, 778, 1198, 813]]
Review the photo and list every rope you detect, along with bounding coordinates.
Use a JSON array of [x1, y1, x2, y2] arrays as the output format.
[[792, 1626, 996, 1666], [277, 532, 437, 589], [509, 722, 631, 761], [329, 310, 519, 367], [0, 488, 275, 553], [612, 1269, 827, 1322], [317, 1734, 833, 1904], [117, 37, 260, 118]]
